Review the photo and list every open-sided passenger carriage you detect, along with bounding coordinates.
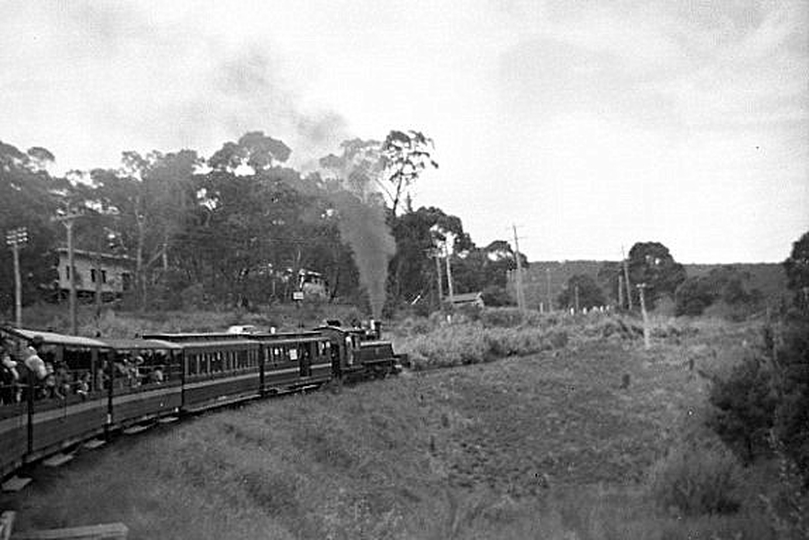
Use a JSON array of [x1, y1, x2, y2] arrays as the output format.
[[0, 328, 110, 480], [100, 338, 183, 427]]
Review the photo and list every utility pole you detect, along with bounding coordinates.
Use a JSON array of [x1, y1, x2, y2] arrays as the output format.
[[622, 245, 633, 311], [618, 274, 624, 309], [94, 249, 103, 320], [5, 227, 28, 327], [427, 247, 444, 308], [545, 267, 552, 313], [55, 212, 81, 335], [512, 225, 526, 315], [574, 284, 580, 314], [637, 283, 650, 350], [444, 242, 454, 305]]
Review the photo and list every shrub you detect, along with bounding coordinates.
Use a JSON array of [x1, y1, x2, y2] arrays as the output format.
[[480, 308, 524, 328], [402, 323, 564, 371], [707, 318, 809, 475], [649, 439, 744, 516], [771, 318, 809, 483], [480, 286, 513, 307], [706, 353, 777, 463]]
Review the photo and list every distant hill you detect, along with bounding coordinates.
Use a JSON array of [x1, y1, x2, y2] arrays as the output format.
[[510, 260, 790, 311]]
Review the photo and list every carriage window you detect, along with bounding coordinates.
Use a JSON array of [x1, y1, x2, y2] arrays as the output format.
[[289, 347, 298, 361], [188, 354, 197, 376], [199, 354, 208, 375]]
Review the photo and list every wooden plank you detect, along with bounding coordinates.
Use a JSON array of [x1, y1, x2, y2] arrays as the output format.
[[122, 425, 150, 435], [1, 511, 16, 540], [82, 439, 105, 450], [42, 454, 74, 468], [11, 522, 128, 540], [1, 477, 31, 493]]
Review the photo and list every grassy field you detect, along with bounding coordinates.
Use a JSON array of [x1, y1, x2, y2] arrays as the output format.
[[0, 311, 785, 539]]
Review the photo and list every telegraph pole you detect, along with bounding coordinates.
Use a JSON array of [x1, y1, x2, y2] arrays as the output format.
[[5, 227, 28, 327], [574, 284, 580, 314], [637, 283, 650, 350], [622, 245, 633, 310], [427, 247, 444, 308], [545, 267, 552, 313], [444, 242, 455, 305], [512, 225, 526, 315], [55, 212, 81, 335]]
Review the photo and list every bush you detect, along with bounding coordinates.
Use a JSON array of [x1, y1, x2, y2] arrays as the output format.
[[771, 318, 809, 484], [649, 439, 743, 516], [706, 319, 809, 476], [707, 353, 777, 463], [480, 308, 524, 328], [480, 286, 514, 307], [402, 323, 567, 371]]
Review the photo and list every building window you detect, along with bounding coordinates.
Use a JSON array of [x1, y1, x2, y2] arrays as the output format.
[[91, 269, 108, 284]]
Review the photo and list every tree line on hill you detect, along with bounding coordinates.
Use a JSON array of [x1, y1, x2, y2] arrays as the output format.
[[540, 234, 808, 319], [0, 132, 525, 317]]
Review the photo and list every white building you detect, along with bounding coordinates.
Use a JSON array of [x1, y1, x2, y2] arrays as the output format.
[[55, 248, 133, 301]]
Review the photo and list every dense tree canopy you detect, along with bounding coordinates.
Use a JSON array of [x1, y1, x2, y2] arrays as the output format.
[[0, 130, 586, 317], [0, 141, 60, 311], [784, 230, 809, 310], [674, 266, 761, 317], [627, 241, 686, 310]]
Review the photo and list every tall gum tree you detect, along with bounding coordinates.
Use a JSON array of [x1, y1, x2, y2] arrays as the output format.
[[380, 130, 438, 217]]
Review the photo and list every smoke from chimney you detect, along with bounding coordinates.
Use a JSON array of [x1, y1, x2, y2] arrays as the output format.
[[332, 191, 396, 319]]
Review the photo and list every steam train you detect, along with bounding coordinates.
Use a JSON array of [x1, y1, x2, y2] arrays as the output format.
[[0, 320, 405, 482]]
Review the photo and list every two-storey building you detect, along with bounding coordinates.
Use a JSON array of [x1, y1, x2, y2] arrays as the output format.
[[55, 248, 133, 301]]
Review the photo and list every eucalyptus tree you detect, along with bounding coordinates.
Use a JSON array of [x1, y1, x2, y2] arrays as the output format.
[[0, 141, 60, 309]]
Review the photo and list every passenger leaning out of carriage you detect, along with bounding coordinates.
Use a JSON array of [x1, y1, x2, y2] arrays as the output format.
[[1, 339, 21, 404], [149, 365, 165, 385], [23, 335, 48, 400]]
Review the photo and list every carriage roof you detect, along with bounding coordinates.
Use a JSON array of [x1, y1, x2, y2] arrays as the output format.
[[1, 327, 109, 349], [100, 338, 183, 351]]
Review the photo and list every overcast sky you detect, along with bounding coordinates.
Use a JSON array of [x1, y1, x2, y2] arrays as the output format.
[[2, 0, 807, 263]]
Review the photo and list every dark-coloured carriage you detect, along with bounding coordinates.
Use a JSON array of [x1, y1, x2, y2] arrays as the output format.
[[1, 320, 405, 482]]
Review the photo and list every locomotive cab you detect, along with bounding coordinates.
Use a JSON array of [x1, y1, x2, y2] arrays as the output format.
[[315, 321, 403, 380]]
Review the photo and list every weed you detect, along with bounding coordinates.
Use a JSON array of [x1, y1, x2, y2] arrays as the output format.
[[648, 439, 744, 516]]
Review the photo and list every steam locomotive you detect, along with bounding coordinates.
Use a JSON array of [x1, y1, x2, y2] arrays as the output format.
[[0, 320, 405, 482]]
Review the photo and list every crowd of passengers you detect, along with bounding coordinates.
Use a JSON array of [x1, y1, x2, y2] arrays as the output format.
[[0, 335, 167, 406]]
